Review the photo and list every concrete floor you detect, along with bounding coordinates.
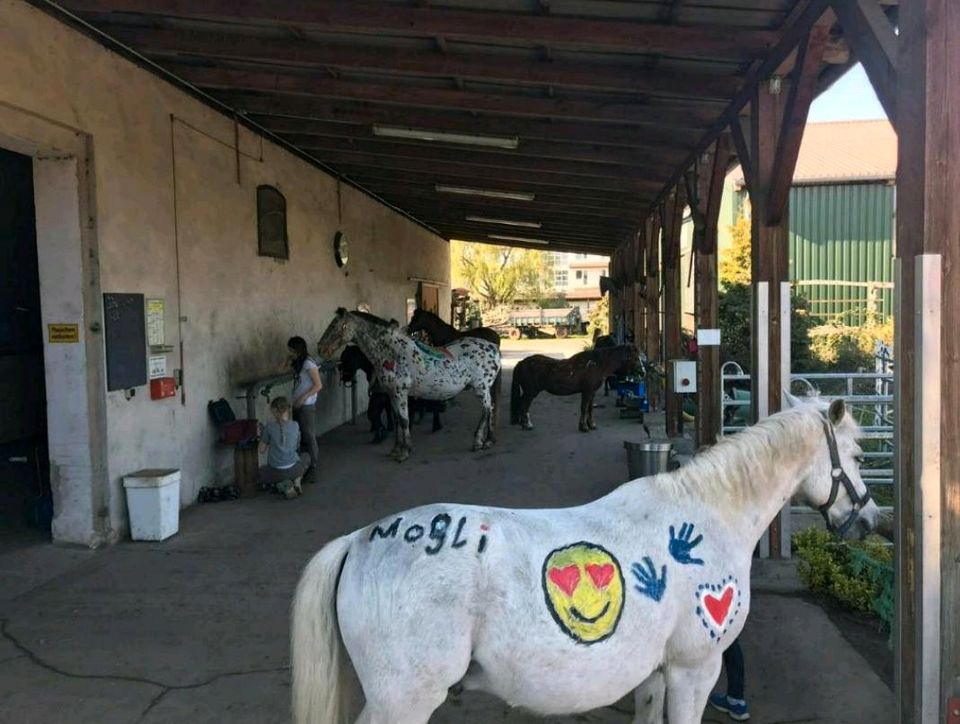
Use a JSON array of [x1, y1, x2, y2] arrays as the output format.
[[0, 339, 894, 723]]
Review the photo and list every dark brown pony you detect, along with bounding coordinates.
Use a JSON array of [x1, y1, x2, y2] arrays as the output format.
[[406, 308, 502, 440], [510, 345, 639, 432]]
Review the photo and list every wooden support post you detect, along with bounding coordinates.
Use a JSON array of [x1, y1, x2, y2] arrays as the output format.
[[749, 82, 790, 557], [662, 186, 686, 437], [693, 134, 733, 448], [894, 1, 959, 720], [644, 214, 662, 370]]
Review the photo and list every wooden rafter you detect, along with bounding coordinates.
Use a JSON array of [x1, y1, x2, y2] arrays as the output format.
[[766, 24, 828, 225], [170, 64, 722, 129], [230, 98, 703, 150], [830, 0, 898, 126], [65, 0, 778, 59], [295, 139, 677, 181], [108, 26, 742, 101], [275, 128, 686, 169]]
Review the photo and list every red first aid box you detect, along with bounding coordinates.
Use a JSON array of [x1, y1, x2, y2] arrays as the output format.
[[150, 377, 177, 400]]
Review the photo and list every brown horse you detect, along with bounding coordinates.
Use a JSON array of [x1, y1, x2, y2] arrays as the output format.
[[407, 308, 502, 440], [510, 345, 639, 432]]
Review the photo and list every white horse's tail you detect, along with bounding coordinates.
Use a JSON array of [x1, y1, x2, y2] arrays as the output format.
[[291, 534, 358, 724]]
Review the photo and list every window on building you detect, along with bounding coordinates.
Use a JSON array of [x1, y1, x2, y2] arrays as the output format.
[[257, 185, 288, 259], [575, 270, 583, 280], [582, 271, 589, 284], [554, 269, 569, 287]]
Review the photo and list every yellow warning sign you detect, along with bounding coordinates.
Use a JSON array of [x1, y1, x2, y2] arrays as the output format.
[[48, 323, 80, 343]]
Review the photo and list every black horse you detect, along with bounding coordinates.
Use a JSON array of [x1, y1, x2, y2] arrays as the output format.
[[337, 346, 444, 443]]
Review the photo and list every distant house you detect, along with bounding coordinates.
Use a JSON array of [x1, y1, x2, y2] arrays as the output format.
[[550, 252, 609, 317], [680, 119, 896, 330]]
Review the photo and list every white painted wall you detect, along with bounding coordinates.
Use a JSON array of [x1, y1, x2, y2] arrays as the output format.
[[0, 0, 450, 543]]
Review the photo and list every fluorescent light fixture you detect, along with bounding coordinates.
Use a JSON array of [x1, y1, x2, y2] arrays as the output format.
[[488, 234, 549, 246], [466, 215, 542, 229], [435, 184, 536, 202], [373, 125, 519, 149]]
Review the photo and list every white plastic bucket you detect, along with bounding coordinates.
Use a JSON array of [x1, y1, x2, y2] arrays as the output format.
[[122, 468, 180, 541]]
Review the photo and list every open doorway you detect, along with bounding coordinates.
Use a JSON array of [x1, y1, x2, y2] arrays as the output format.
[[0, 148, 51, 546]]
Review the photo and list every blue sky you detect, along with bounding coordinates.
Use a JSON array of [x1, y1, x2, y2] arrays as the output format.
[[808, 63, 887, 122]]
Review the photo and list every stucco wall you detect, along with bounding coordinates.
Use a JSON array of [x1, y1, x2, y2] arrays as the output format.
[[0, 0, 450, 542]]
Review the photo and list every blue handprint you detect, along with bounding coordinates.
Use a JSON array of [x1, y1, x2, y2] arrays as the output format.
[[631, 557, 667, 602], [669, 522, 704, 566]]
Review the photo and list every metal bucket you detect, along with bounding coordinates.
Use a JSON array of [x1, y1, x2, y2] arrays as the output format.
[[624, 441, 674, 479]]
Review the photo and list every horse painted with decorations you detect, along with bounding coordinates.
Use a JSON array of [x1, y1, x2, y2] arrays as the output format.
[[406, 308, 502, 438], [292, 397, 878, 723], [337, 345, 444, 443], [318, 309, 500, 461], [510, 344, 640, 432]]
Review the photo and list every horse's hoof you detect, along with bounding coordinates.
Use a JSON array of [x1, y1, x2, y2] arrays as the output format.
[[522, 424, 534, 431], [395, 452, 410, 462], [589, 423, 598, 431], [482, 440, 493, 449]]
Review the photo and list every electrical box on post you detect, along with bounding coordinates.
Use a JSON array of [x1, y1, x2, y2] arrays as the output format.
[[669, 360, 697, 394], [150, 377, 176, 400]]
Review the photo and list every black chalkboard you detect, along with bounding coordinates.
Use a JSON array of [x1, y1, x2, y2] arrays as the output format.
[[103, 293, 147, 391]]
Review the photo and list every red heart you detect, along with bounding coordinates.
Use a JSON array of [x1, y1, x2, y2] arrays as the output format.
[[585, 563, 615, 590], [704, 586, 735, 626], [548, 565, 581, 597]]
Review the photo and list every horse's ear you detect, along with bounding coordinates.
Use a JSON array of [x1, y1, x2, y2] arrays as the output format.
[[336, 307, 347, 317], [783, 391, 803, 408], [828, 398, 846, 425]]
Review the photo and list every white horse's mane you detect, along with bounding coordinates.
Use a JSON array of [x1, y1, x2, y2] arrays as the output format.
[[650, 402, 859, 508]]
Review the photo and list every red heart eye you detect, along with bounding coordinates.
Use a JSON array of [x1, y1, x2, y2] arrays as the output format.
[[548, 565, 581, 596], [586, 563, 615, 589]]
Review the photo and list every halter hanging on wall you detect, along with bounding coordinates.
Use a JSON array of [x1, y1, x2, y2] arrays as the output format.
[[334, 179, 349, 268]]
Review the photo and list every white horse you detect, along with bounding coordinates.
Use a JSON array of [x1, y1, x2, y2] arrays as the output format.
[[291, 398, 878, 723], [317, 308, 501, 461]]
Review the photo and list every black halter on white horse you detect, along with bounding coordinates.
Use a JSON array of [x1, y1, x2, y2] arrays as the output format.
[[817, 414, 872, 537]]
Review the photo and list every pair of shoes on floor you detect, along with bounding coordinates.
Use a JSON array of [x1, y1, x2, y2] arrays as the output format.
[[709, 693, 750, 721]]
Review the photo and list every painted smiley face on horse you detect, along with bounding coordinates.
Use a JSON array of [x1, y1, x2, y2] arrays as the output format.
[[317, 308, 501, 461], [291, 397, 878, 724]]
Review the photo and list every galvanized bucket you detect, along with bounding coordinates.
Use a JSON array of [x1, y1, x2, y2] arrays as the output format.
[[624, 441, 674, 479]]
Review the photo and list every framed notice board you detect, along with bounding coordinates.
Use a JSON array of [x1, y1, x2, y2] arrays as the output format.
[[103, 293, 147, 391]]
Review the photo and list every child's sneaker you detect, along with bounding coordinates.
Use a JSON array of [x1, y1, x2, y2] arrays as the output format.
[[709, 693, 750, 721], [276, 480, 298, 499], [292, 476, 303, 496]]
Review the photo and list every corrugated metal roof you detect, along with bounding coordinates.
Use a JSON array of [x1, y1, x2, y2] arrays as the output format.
[[734, 119, 896, 185]]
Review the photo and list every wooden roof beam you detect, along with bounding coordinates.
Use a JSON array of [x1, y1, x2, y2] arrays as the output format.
[[66, 0, 777, 60], [226, 96, 703, 150], [170, 64, 721, 128], [291, 138, 680, 179], [319, 154, 662, 193], [766, 24, 828, 225], [275, 128, 685, 169], [294, 138, 673, 181], [108, 26, 742, 101], [829, 0, 898, 126]]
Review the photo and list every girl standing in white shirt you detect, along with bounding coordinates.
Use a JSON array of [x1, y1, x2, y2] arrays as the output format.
[[286, 336, 322, 483]]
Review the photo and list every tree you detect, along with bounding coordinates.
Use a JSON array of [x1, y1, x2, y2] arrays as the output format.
[[451, 240, 553, 309], [719, 212, 751, 288], [717, 210, 818, 371]]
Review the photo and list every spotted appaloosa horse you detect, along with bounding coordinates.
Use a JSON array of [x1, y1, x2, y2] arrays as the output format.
[[337, 346, 444, 443], [407, 308, 502, 438], [291, 397, 878, 724], [511, 344, 639, 432], [318, 309, 500, 461]]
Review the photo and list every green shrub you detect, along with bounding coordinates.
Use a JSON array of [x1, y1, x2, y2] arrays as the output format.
[[793, 528, 893, 625], [805, 322, 894, 372]]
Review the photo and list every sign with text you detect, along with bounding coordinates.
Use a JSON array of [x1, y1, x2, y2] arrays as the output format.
[[48, 323, 80, 343]]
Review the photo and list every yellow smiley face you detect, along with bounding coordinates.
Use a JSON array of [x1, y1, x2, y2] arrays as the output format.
[[542, 542, 625, 644]]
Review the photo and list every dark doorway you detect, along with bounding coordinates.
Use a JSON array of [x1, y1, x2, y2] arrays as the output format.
[[0, 147, 51, 546]]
